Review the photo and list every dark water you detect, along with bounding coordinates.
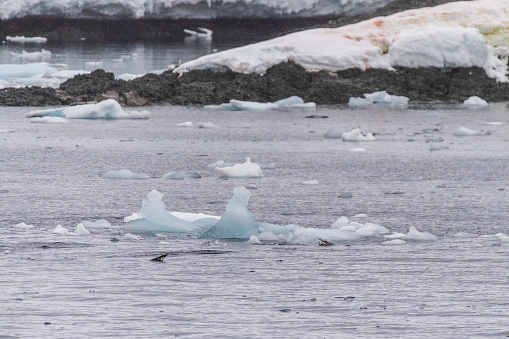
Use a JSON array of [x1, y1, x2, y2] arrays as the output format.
[[1, 103, 509, 338]]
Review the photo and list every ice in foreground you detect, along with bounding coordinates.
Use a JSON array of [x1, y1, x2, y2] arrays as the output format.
[[215, 157, 263, 178], [175, 0, 509, 82], [342, 129, 376, 141], [102, 169, 150, 180], [26, 99, 150, 120], [6, 36, 47, 43], [453, 127, 484, 137], [200, 186, 260, 239], [463, 96, 489, 107], [348, 91, 409, 107]]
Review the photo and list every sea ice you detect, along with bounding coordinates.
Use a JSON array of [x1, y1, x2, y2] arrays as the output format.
[[463, 96, 489, 107], [198, 121, 220, 128], [184, 27, 213, 37], [80, 219, 111, 228], [230, 100, 279, 111], [382, 239, 406, 245], [247, 235, 261, 244], [200, 186, 260, 239], [11, 49, 51, 61], [347, 148, 367, 152], [215, 157, 263, 178], [26, 99, 150, 120], [176, 121, 193, 127], [349, 91, 409, 108], [453, 126, 483, 136], [163, 171, 201, 180], [53, 225, 70, 235], [123, 233, 143, 240], [342, 128, 376, 141], [124, 190, 197, 233], [205, 96, 315, 111], [29, 117, 70, 124], [402, 226, 438, 241], [102, 169, 150, 180], [6, 36, 47, 43], [324, 129, 343, 139], [301, 180, 319, 185], [75, 224, 91, 235], [0, 63, 57, 79]]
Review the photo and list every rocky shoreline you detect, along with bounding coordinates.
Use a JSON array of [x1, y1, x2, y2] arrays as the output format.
[[2, 63, 508, 107]]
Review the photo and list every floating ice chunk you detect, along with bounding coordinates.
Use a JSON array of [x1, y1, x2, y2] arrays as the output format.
[[26, 99, 150, 120], [52, 70, 89, 79], [384, 232, 405, 239], [402, 226, 437, 241], [356, 223, 389, 236], [117, 73, 145, 81], [170, 212, 220, 222], [258, 222, 300, 235], [289, 227, 359, 244], [301, 180, 319, 185], [176, 121, 193, 127], [123, 233, 143, 240], [230, 100, 279, 111], [496, 233, 509, 242], [80, 219, 111, 228], [247, 235, 261, 244], [324, 129, 343, 138], [0, 63, 58, 79], [348, 97, 373, 106], [342, 128, 376, 141], [163, 171, 185, 180], [215, 157, 263, 178], [11, 49, 51, 60], [75, 224, 91, 236], [482, 121, 504, 126], [349, 91, 409, 107], [207, 160, 228, 172], [124, 190, 197, 233], [348, 148, 367, 152], [463, 96, 488, 106], [7, 36, 47, 43], [14, 222, 35, 229], [124, 213, 140, 223], [453, 126, 483, 136], [184, 27, 213, 37], [352, 213, 368, 218], [198, 121, 220, 128], [204, 103, 239, 110], [200, 186, 260, 239], [274, 96, 304, 107], [382, 239, 406, 245], [102, 169, 150, 180], [53, 225, 70, 235], [29, 117, 70, 124]]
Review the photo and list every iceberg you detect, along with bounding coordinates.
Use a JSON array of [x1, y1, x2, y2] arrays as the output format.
[[124, 190, 198, 233], [6, 35, 47, 43], [402, 226, 438, 241], [102, 169, 150, 180], [175, 0, 509, 82], [10, 49, 51, 61], [453, 126, 483, 137], [26, 99, 150, 120], [215, 157, 263, 178], [342, 128, 376, 141], [200, 186, 260, 239]]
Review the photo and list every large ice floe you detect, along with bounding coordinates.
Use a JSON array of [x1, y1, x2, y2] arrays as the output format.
[[26, 99, 150, 120], [123, 187, 438, 244], [0, 0, 393, 20], [6, 35, 47, 43], [348, 91, 409, 107], [175, 0, 509, 82]]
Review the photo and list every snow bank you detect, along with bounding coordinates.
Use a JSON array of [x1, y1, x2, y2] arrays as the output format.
[[0, 0, 393, 20], [215, 157, 263, 178], [175, 0, 509, 82], [26, 99, 150, 120], [342, 128, 376, 141], [200, 186, 260, 239]]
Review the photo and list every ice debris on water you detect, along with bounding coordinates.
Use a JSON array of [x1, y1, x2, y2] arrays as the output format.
[[14, 222, 35, 229], [204, 96, 315, 111], [348, 91, 409, 108], [26, 99, 150, 120], [247, 235, 262, 244], [215, 157, 263, 178], [102, 169, 150, 180], [123, 233, 143, 241], [324, 129, 343, 139], [52, 224, 90, 236], [453, 126, 484, 136], [200, 186, 260, 239], [198, 121, 220, 128], [30, 117, 70, 124], [463, 96, 488, 107], [162, 171, 201, 180], [6, 36, 47, 44], [402, 226, 437, 242], [342, 128, 376, 141], [176, 121, 193, 127]]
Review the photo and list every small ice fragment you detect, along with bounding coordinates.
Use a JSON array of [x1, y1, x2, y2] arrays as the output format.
[[324, 129, 343, 138], [163, 171, 185, 180], [402, 226, 437, 241], [463, 96, 488, 106], [352, 213, 368, 218], [453, 126, 482, 136], [482, 121, 503, 126], [198, 121, 220, 128], [3, 250, 10, 254], [496, 233, 509, 243], [301, 180, 318, 185], [229, 100, 279, 111], [382, 239, 406, 245], [348, 97, 373, 106], [75, 224, 90, 236], [123, 233, 143, 240], [215, 157, 263, 178], [247, 235, 261, 244], [176, 121, 193, 127], [53, 225, 70, 235], [30, 117, 70, 124], [14, 222, 35, 229], [102, 169, 150, 180], [384, 232, 405, 239], [347, 148, 367, 152], [342, 129, 376, 141]]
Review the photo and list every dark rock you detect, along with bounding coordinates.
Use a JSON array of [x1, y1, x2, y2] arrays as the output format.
[[60, 69, 124, 102], [124, 90, 151, 106], [96, 90, 120, 103], [0, 87, 66, 106]]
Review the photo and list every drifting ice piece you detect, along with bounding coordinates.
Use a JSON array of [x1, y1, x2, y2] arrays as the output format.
[[200, 186, 260, 239], [463, 96, 488, 106], [215, 157, 263, 178], [11, 49, 51, 60], [205, 96, 315, 110], [124, 190, 197, 233], [184, 27, 213, 37], [402, 226, 437, 241], [230, 100, 279, 111], [26, 99, 150, 120], [348, 91, 409, 107], [6, 36, 47, 43], [0, 63, 57, 79], [102, 169, 150, 180], [342, 128, 376, 141], [453, 126, 483, 136]]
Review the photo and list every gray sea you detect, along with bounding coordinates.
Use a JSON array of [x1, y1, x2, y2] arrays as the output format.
[[1, 100, 509, 338]]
